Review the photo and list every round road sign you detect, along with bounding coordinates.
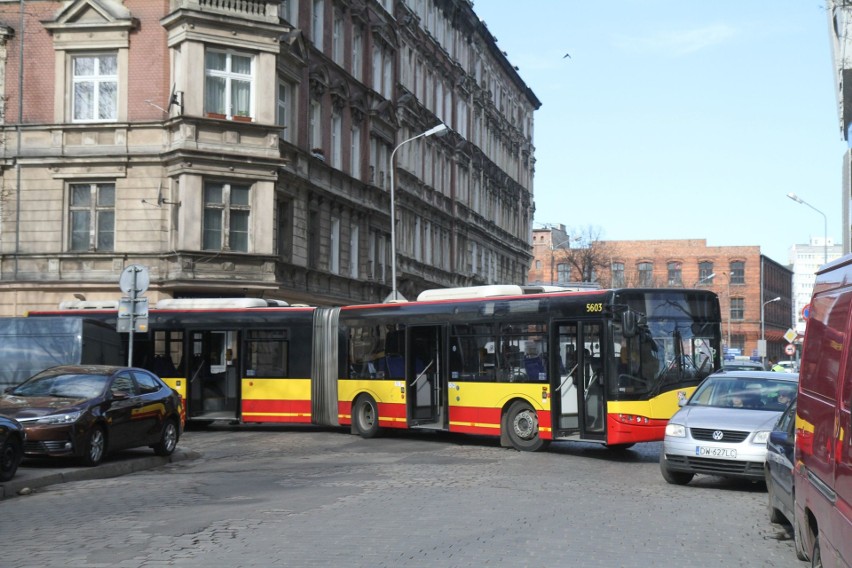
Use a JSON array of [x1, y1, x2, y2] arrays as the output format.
[[785, 344, 796, 356], [119, 264, 150, 295], [802, 304, 810, 321]]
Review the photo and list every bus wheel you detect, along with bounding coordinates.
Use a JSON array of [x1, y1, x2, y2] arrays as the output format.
[[503, 401, 546, 451], [353, 395, 380, 439]]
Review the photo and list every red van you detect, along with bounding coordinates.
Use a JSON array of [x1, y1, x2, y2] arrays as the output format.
[[795, 254, 852, 567]]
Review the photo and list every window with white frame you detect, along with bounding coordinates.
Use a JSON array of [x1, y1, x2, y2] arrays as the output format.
[[310, 99, 322, 151], [205, 49, 253, 119], [279, 0, 298, 22], [331, 109, 342, 169], [72, 53, 117, 122], [203, 181, 251, 252], [69, 182, 115, 251], [371, 45, 382, 93], [330, 216, 340, 274], [638, 262, 654, 286], [277, 80, 293, 142], [349, 224, 359, 279], [352, 26, 363, 80], [332, 8, 344, 65], [350, 124, 361, 178], [312, 0, 324, 50]]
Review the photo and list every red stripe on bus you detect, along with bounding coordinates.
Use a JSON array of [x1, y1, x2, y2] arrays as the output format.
[[242, 399, 312, 414]]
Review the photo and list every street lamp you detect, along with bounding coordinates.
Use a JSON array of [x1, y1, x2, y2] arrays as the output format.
[[787, 192, 828, 264], [695, 273, 715, 286], [761, 296, 781, 367], [387, 123, 448, 302]]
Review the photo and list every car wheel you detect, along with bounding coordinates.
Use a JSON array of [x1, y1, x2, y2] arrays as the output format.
[[352, 395, 380, 439], [0, 436, 22, 482], [152, 419, 179, 456], [659, 452, 694, 485], [80, 425, 106, 467], [503, 400, 548, 452]]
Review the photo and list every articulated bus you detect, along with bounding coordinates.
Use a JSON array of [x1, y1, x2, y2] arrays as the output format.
[[31, 285, 721, 450]]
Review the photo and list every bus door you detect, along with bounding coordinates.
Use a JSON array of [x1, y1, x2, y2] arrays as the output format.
[[187, 330, 240, 420], [553, 321, 605, 438], [407, 325, 445, 428]]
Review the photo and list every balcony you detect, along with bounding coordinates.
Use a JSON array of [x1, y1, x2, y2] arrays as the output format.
[[170, 0, 279, 24]]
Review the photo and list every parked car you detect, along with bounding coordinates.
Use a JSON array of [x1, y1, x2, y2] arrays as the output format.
[[0, 365, 182, 466], [0, 415, 24, 481], [660, 370, 798, 485], [721, 360, 765, 372], [766, 396, 796, 527]]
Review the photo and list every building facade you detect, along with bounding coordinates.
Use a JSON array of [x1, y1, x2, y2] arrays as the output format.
[[0, 0, 538, 315], [788, 236, 844, 335], [528, 231, 795, 364], [828, 0, 852, 254]]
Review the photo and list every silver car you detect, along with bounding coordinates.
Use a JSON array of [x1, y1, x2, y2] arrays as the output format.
[[660, 370, 798, 485]]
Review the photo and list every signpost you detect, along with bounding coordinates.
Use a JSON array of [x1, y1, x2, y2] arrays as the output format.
[[118, 265, 149, 366]]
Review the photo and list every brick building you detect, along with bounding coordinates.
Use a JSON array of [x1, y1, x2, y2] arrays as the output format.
[[528, 228, 794, 363], [0, 0, 538, 314]]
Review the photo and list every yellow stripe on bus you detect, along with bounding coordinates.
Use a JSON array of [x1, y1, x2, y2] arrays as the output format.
[[241, 377, 312, 399]]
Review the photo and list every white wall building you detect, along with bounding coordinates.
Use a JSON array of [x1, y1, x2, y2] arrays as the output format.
[[789, 236, 844, 334]]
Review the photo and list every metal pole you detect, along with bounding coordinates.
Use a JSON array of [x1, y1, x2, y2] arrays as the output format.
[[787, 193, 828, 264], [14, 0, 24, 279], [387, 124, 446, 302]]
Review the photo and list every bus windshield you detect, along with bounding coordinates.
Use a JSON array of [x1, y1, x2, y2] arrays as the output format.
[[612, 292, 719, 397]]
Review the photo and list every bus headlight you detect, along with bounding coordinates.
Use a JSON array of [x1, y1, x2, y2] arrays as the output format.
[[665, 423, 686, 437]]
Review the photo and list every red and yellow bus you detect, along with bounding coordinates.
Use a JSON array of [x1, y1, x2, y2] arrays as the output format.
[[32, 285, 721, 450]]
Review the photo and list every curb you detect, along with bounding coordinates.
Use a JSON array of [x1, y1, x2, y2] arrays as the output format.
[[0, 449, 201, 501]]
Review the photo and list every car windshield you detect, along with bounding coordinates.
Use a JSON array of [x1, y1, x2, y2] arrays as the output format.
[[10, 372, 109, 399], [688, 376, 796, 411]]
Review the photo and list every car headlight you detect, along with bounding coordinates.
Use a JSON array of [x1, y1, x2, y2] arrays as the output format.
[[665, 423, 686, 437], [753, 431, 770, 444], [35, 410, 82, 425]]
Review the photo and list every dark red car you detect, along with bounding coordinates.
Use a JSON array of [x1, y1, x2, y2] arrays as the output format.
[[0, 365, 182, 466]]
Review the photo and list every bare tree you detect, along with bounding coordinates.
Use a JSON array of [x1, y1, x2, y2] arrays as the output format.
[[551, 225, 613, 286]]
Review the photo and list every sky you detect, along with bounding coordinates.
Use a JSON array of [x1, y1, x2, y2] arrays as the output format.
[[472, 1, 846, 265]]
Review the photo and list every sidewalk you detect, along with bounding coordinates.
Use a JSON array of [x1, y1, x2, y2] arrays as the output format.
[[0, 447, 200, 500]]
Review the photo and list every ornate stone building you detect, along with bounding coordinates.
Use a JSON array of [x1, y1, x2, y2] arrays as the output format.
[[0, 0, 538, 314]]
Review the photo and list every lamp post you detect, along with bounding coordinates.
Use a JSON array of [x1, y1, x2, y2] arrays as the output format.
[[787, 192, 828, 264], [695, 272, 715, 287], [761, 296, 781, 367], [723, 271, 731, 350], [387, 123, 448, 302]]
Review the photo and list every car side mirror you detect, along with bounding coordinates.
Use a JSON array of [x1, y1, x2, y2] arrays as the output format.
[[110, 391, 130, 401], [769, 430, 789, 446]]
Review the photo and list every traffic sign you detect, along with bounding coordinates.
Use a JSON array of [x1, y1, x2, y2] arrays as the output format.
[[802, 304, 810, 321], [785, 344, 796, 356], [119, 264, 149, 296], [783, 328, 797, 343]]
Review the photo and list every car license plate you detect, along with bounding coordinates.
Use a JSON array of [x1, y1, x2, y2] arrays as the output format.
[[695, 446, 737, 458]]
